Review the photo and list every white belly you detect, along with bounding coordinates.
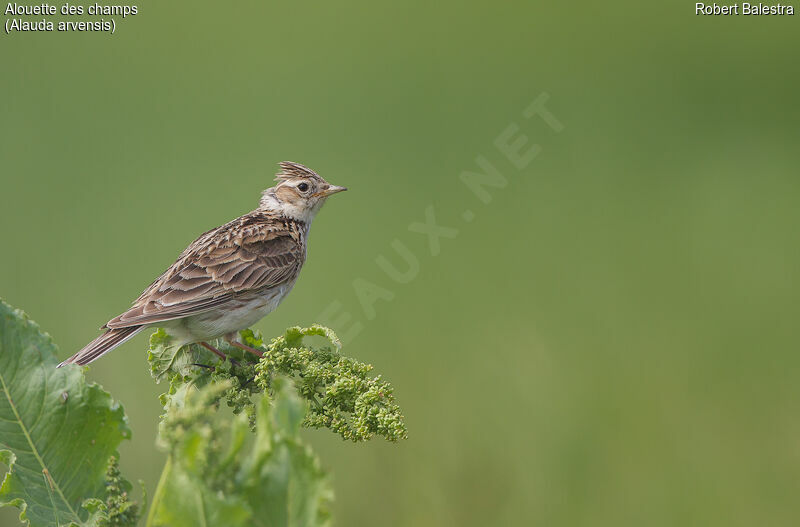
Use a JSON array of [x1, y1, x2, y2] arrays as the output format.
[[162, 283, 293, 344]]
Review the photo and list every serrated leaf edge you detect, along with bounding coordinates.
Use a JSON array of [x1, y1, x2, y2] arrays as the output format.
[[0, 315, 80, 522]]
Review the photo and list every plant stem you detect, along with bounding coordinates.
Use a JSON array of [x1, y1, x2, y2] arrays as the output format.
[[145, 455, 173, 527]]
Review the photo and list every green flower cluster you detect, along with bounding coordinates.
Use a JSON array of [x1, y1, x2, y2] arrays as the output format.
[[147, 325, 407, 442], [252, 326, 408, 442], [99, 456, 141, 527], [80, 456, 141, 527]]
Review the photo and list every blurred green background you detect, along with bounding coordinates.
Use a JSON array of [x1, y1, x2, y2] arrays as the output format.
[[2, 1, 799, 525]]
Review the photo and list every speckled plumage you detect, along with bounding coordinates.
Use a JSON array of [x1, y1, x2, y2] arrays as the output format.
[[58, 161, 346, 367]]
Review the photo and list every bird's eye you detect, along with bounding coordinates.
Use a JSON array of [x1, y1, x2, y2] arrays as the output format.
[[297, 183, 309, 192]]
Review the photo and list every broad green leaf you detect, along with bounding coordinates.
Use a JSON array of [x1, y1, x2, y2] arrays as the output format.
[[147, 379, 332, 527], [0, 300, 132, 527]]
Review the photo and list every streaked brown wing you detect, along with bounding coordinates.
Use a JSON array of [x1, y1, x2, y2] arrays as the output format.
[[105, 216, 302, 329]]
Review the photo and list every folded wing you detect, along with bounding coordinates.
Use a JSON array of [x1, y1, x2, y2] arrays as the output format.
[[105, 214, 303, 329]]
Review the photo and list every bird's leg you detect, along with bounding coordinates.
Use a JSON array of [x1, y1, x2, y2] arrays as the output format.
[[198, 340, 243, 367], [199, 341, 227, 360], [225, 336, 264, 358]]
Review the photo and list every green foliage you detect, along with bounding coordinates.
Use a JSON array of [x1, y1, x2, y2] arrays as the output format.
[[79, 457, 142, 527], [149, 330, 263, 427], [147, 329, 237, 384], [254, 326, 408, 442], [99, 457, 141, 527], [0, 300, 138, 527], [146, 380, 332, 527], [148, 326, 407, 442], [0, 299, 405, 527]]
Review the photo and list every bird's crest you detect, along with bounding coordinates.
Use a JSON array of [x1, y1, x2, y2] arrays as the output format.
[[275, 161, 321, 183]]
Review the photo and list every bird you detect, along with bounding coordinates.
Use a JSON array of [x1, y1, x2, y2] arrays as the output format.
[[58, 161, 347, 367]]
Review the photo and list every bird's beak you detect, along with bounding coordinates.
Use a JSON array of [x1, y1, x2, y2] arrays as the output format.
[[322, 185, 348, 196]]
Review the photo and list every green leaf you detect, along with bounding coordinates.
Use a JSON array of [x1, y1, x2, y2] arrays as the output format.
[[147, 379, 332, 527], [253, 381, 332, 527], [75, 498, 110, 527], [147, 330, 211, 383], [282, 325, 341, 350], [0, 299, 133, 527]]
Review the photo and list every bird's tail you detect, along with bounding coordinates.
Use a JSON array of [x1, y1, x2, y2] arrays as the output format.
[[57, 326, 143, 367]]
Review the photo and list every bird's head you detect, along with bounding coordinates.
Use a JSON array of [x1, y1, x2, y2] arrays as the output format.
[[259, 161, 347, 222]]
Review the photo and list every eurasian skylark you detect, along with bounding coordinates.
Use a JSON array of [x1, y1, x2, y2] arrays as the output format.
[[58, 161, 346, 367]]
